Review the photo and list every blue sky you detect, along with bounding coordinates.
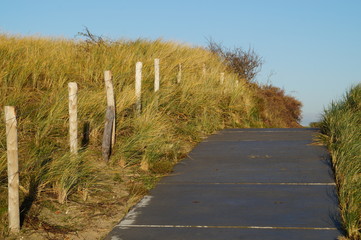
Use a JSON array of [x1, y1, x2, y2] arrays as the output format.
[[1, 0, 360, 125]]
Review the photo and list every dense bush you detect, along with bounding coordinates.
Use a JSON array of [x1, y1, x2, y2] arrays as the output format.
[[256, 84, 302, 127]]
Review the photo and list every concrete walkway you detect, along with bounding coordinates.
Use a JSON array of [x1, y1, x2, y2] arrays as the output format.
[[106, 128, 343, 240]]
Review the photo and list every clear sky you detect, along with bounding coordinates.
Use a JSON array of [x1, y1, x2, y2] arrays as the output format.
[[1, 0, 360, 125]]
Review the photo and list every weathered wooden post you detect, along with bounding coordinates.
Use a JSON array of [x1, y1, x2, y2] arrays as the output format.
[[104, 70, 116, 147], [4, 106, 20, 233], [102, 70, 116, 162], [154, 58, 160, 92], [220, 72, 225, 85], [135, 62, 142, 113], [177, 64, 182, 84], [68, 82, 78, 154], [202, 63, 206, 75], [102, 106, 115, 162]]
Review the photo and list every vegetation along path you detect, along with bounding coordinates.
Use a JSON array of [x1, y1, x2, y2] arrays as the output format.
[[106, 128, 343, 240]]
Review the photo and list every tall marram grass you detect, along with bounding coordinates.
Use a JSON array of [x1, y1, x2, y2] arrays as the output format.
[[320, 84, 361, 240], [0, 34, 301, 236]]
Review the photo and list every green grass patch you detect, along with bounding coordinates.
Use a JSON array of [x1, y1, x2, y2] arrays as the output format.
[[320, 84, 361, 240]]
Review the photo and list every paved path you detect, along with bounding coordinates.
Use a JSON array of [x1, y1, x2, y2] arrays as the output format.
[[106, 128, 343, 240]]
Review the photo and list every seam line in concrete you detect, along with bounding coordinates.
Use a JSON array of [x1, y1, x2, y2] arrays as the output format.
[[158, 182, 336, 186], [119, 224, 338, 231]]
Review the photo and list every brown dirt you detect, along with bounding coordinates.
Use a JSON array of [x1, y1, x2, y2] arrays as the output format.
[[6, 167, 151, 240]]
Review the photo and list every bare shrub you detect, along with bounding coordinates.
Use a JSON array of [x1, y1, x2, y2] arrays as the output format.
[[208, 40, 263, 82]]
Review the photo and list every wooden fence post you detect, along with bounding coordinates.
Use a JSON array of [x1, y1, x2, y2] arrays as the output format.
[[154, 59, 160, 92], [102, 106, 115, 162], [102, 71, 116, 162], [177, 64, 182, 84], [202, 63, 206, 75], [135, 62, 142, 113], [220, 72, 225, 85], [104, 70, 116, 147], [68, 82, 78, 154], [4, 106, 20, 233]]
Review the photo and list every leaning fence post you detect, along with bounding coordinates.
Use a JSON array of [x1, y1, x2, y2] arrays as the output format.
[[104, 70, 116, 147], [154, 58, 160, 92], [102, 71, 116, 162], [4, 106, 20, 233], [135, 62, 142, 113], [177, 64, 182, 84], [68, 82, 78, 154], [102, 106, 115, 162]]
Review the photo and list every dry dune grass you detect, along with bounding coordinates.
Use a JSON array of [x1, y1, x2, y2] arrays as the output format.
[[0, 33, 302, 239]]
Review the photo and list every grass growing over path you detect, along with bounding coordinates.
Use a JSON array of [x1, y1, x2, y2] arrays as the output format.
[[0, 34, 302, 238], [320, 84, 361, 240]]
